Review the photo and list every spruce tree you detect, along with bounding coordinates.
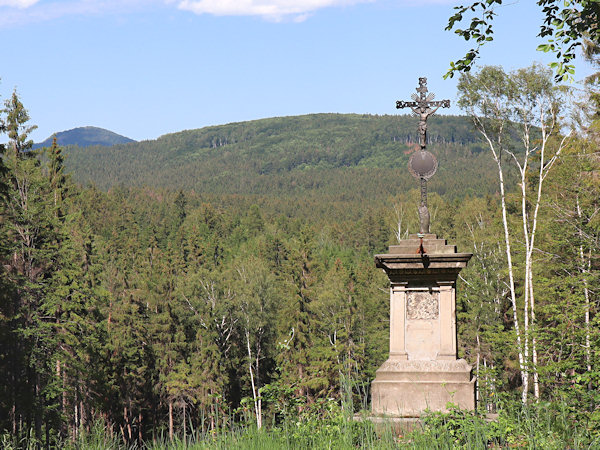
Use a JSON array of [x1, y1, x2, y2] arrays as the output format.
[[2, 90, 37, 158]]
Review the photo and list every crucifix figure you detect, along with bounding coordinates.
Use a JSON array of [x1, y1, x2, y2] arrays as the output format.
[[396, 77, 450, 235], [396, 77, 450, 149]]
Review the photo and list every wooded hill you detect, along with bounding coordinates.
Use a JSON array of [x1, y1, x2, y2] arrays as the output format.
[[33, 126, 135, 150], [63, 113, 501, 204]]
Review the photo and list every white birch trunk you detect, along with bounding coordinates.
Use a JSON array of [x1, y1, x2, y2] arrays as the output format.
[[476, 334, 480, 406], [256, 353, 262, 429], [577, 196, 592, 373], [518, 157, 531, 405], [245, 328, 262, 429], [168, 400, 173, 442], [496, 151, 528, 403]]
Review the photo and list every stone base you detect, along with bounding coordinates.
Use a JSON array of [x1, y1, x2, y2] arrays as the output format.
[[353, 414, 423, 434], [354, 413, 497, 437], [371, 359, 475, 417]]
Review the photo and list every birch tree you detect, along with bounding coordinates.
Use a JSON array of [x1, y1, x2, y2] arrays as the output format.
[[510, 64, 570, 400], [457, 66, 527, 402], [235, 258, 276, 429], [457, 64, 570, 403]]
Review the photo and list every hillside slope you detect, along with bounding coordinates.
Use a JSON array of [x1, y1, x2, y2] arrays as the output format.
[[34, 126, 135, 149], [65, 113, 498, 202]]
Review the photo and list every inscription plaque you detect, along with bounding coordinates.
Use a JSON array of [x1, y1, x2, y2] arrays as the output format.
[[406, 291, 439, 320]]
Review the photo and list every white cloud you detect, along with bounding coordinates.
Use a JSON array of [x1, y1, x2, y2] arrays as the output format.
[[0, 0, 40, 7], [177, 0, 372, 21], [0, 0, 164, 28], [0, 0, 459, 28]]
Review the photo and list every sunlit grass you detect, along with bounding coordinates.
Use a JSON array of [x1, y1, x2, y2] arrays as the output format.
[[5, 398, 598, 449]]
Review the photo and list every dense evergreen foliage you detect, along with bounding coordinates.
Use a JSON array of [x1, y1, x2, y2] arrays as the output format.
[[0, 65, 599, 448], [63, 113, 499, 202]]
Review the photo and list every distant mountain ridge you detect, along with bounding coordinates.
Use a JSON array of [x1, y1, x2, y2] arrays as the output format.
[[63, 113, 501, 203], [33, 126, 135, 149]]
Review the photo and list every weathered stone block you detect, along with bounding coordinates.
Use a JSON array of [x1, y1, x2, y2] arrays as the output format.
[[371, 360, 475, 417]]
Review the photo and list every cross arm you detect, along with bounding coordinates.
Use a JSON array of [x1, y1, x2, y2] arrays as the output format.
[[396, 101, 418, 109], [429, 100, 451, 108], [396, 99, 451, 109]]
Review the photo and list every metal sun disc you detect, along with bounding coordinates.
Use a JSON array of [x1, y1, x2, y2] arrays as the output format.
[[408, 150, 438, 180]]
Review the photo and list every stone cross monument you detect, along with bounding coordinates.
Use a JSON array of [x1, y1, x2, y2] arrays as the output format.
[[370, 78, 475, 417]]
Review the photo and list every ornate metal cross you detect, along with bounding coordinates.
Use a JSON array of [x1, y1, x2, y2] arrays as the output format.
[[396, 77, 450, 235], [396, 77, 450, 149]]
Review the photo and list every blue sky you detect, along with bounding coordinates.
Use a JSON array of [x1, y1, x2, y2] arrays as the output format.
[[0, 0, 596, 142]]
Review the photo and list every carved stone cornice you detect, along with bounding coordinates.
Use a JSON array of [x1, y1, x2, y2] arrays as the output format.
[[374, 253, 472, 284]]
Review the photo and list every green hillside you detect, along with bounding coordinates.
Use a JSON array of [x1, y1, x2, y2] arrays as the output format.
[[64, 113, 499, 203]]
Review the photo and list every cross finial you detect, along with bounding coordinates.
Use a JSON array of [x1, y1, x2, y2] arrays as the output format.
[[416, 77, 428, 98]]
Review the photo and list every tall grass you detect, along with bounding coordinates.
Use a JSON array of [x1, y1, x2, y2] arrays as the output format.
[[5, 380, 599, 449], [59, 398, 599, 449], [69, 399, 600, 449]]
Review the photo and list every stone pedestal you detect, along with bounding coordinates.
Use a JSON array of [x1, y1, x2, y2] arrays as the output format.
[[371, 234, 475, 417]]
